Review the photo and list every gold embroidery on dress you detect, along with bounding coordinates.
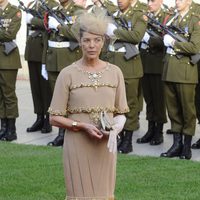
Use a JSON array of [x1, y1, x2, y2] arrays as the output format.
[[48, 107, 67, 116], [71, 83, 117, 90]]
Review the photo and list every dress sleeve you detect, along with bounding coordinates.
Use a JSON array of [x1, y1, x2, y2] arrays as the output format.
[[115, 68, 129, 114], [48, 70, 70, 116]]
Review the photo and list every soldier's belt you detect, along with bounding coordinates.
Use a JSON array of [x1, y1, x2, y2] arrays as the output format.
[[48, 40, 70, 48], [108, 45, 126, 53]]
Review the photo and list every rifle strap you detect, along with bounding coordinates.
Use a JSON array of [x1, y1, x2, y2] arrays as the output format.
[[163, 14, 171, 26]]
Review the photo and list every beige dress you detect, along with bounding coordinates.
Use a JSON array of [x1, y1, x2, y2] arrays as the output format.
[[49, 61, 129, 200]]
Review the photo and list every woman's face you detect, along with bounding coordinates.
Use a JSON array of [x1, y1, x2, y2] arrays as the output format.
[[80, 32, 104, 60]]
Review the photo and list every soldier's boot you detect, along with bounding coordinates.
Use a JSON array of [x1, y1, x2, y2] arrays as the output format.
[[0, 118, 8, 139], [150, 123, 164, 145], [180, 135, 192, 160], [160, 133, 183, 158], [191, 138, 200, 149], [136, 121, 155, 144], [118, 130, 133, 154], [117, 131, 124, 150], [26, 114, 44, 132], [41, 114, 52, 134], [166, 129, 173, 134], [1, 118, 17, 141], [47, 128, 65, 147]]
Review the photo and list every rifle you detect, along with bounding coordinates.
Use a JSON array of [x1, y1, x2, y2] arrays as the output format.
[[18, 0, 43, 19], [97, 0, 128, 29], [147, 13, 200, 65], [39, 0, 79, 50], [0, 19, 17, 55], [39, 0, 65, 26], [96, 0, 139, 59]]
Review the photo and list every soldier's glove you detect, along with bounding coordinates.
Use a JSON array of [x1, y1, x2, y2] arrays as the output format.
[[26, 13, 34, 24], [106, 23, 117, 37], [164, 34, 175, 47], [41, 64, 48, 80], [107, 115, 126, 153], [48, 16, 60, 31], [142, 32, 150, 44]]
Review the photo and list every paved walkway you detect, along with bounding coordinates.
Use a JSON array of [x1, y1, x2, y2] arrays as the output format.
[[12, 79, 200, 161]]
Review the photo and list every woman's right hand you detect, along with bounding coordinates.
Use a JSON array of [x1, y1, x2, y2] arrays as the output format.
[[81, 123, 103, 139]]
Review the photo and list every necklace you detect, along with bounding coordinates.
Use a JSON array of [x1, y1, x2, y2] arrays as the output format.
[[88, 71, 102, 85], [77, 60, 109, 90]]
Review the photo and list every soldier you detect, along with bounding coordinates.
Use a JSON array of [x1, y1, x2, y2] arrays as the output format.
[[160, 0, 200, 160], [0, 0, 22, 141], [189, 1, 200, 149], [24, 0, 58, 134], [137, 0, 167, 145], [43, 0, 83, 146], [105, 0, 147, 153]]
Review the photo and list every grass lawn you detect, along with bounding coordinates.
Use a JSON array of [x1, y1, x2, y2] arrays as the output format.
[[0, 142, 200, 200]]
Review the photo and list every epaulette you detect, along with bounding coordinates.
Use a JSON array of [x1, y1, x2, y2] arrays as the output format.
[[106, 0, 115, 6], [73, 4, 84, 9], [191, 12, 200, 19], [133, 8, 146, 13]]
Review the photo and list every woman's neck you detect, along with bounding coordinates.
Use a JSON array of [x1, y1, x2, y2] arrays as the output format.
[[81, 57, 105, 71]]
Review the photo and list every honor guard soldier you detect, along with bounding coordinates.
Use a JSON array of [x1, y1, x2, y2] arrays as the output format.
[[0, 0, 22, 141], [190, 1, 200, 149], [160, 0, 200, 160], [105, 0, 147, 153], [43, 0, 84, 146], [137, 0, 168, 145], [23, 0, 58, 134]]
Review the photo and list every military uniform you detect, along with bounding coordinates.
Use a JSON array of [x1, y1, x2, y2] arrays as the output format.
[[44, 0, 83, 146], [160, 6, 200, 159], [137, 9, 168, 145], [45, 1, 83, 89], [105, 0, 147, 153], [25, 0, 58, 133], [189, 2, 200, 149], [0, 2, 22, 141]]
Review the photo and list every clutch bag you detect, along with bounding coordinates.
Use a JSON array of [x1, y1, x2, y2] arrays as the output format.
[[100, 111, 113, 131]]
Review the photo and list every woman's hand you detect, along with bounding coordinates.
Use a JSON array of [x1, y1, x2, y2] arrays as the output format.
[[81, 123, 103, 139]]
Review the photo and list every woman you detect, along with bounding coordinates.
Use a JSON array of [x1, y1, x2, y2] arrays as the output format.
[[48, 9, 129, 199]]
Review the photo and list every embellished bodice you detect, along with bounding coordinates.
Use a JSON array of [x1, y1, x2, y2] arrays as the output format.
[[49, 61, 129, 125]]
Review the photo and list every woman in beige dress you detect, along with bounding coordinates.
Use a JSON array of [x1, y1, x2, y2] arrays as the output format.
[[48, 9, 129, 200]]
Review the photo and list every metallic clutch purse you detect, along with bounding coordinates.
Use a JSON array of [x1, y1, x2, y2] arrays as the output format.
[[100, 111, 113, 132]]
